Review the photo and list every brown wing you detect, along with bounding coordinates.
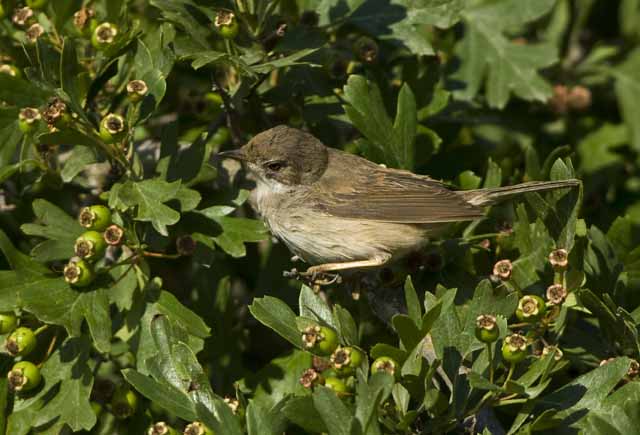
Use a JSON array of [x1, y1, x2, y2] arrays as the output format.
[[311, 150, 484, 224]]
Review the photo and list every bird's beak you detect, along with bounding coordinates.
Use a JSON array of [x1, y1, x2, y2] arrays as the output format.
[[215, 149, 247, 161]]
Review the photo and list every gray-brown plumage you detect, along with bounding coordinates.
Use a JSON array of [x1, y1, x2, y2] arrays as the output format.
[[218, 125, 580, 276]]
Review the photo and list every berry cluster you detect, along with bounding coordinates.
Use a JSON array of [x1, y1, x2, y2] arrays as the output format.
[[298, 324, 399, 398], [62, 205, 124, 287], [1, 313, 42, 394], [476, 249, 575, 381]]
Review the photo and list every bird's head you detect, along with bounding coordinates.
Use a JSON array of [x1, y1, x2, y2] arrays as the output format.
[[217, 125, 329, 187]]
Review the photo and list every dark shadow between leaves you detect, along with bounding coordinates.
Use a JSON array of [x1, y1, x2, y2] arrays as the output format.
[[240, 350, 292, 395]]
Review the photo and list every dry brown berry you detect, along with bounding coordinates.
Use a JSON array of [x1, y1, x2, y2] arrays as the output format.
[[628, 360, 640, 377], [73, 8, 94, 30], [546, 284, 567, 305], [42, 98, 67, 125], [567, 86, 592, 111], [299, 368, 321, 389], [493, 259, 513, 280], [176, 235, 196, 256], [25, 23, 44, 43], [549, 84, 569, 114], [12, 7, 33, 27]]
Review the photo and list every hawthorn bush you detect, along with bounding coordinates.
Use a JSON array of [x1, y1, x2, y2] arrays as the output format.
[[0, 0, 640, 434]]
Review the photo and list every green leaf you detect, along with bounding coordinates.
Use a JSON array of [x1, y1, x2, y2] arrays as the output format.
[[240, 351, 312, 410], [155, 290, 211, 339], [123, 369, 198, 420], [61, 146, 96, 182], [612, 48, 640, 151], [577, 123, 627, 173], [282, 396, 327, 433], [299, 285, 336, 328], [453, 0, 557, 108], [312, 387, 354, 435], [538, 357, 632, 427], [343, 75, 417, 169], [20, 199, 84, 262], [12, 337, 95, 433], [195, 210, 268, 258], [332, 304, 359, 346], [60, 38, 90, 124], [392, 83, 417, 169], [404, 276, 422, 328], [0, 74, 50, 107], [109, 179, 199, 235], [249, 296, 301, 348]]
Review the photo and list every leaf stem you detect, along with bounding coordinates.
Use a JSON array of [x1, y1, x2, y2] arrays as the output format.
[[34, 324, 50, 336], [487, 343, 494, 384], [502, 363, 516, 388]]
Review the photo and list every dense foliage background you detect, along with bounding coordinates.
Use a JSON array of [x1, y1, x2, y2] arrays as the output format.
[[1, 0, 640, 433]]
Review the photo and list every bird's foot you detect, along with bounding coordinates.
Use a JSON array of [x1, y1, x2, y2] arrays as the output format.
[[283, 267, 342, 287]]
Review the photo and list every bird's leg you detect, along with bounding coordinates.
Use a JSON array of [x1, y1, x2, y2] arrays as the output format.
[[301, 254, 391, 277]]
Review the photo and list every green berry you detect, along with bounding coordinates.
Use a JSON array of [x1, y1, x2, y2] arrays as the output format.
[[91, 22, 118, 50], [501, 333, 528, 364], [63, 258, 95, 287], [99, 113, 126, 143], [214, 10, 239, 39], [515, 295, 546, 323], [330, 346, 364, 376], [324, 376, 348, 395], [0, 312, 17, 334], [147, 421, 178, 435], [183, 421, 214, 435], [126, 80, 149, 103], [111, 386, 138, 419], [7, 361, 41, 392], [371, 356, 399, 377], [475, 314, 499, 343], [5, 327, 37, 357], [74, 231, 107, 261], [301, 325, 339, 356], [26, 0, 47, 9], [18, 107, 41, 133], [79, 205, 112, 231], [205, 92, 224, 108]]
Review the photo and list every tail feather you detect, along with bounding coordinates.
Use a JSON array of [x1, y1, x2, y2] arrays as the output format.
[[460, 179, 580, 207]]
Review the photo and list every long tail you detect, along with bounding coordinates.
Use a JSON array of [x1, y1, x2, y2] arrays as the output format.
[[460, 179, 581, 207]]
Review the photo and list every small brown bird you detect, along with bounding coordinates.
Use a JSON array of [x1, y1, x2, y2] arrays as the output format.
[[219, 126, 579, 277]]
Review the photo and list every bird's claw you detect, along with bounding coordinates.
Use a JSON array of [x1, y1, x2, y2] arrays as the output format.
[[283, 268, 342, 287]]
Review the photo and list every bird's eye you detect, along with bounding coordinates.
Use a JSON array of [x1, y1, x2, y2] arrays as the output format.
[[265, 161, 286, 172]]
